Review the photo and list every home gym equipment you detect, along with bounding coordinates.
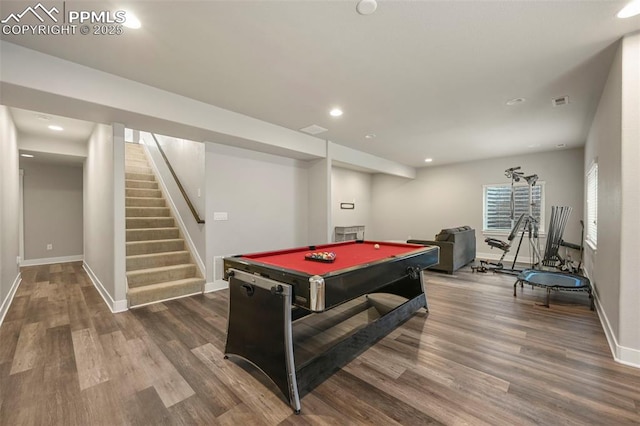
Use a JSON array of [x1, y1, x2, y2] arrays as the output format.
[[514, 269, 594, 310], [541, 206, 572, 268], [475, 166, 541, 273], [559, 219, 584, 273], [473, 213, 525, 273]]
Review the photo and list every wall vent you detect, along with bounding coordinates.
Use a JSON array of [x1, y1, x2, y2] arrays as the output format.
[[552, 96, 569, 107], [300, 124, 328, 135]]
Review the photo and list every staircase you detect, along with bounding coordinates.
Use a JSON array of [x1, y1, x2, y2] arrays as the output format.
[[125, 142, 204, 307]]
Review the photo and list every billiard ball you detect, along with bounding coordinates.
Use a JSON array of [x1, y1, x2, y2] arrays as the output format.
[[374, 244, 380, 249]]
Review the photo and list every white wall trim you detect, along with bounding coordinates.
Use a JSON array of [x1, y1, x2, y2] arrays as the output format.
[[20, 255, 84, 267], [0, 273, 21, 328], [140, 140, 206, 278], [19, 168, 24, 263], [204, 280, 228, 293], [112, 123, 127, 303], [82, 261, 128, 313], [582, 268, 640, 369], [592, 289, 640, 368]]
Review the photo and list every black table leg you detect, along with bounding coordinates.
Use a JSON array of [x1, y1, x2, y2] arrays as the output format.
[[224, 270, 301, 413]]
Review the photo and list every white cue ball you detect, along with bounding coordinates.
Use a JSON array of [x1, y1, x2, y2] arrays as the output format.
[[374, 244, 380, 249]]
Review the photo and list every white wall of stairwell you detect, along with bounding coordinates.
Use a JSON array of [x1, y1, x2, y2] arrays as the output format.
[[139, 132, 205, 276]]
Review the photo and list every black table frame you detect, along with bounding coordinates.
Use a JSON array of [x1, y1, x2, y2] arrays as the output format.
[[223, 245, 439, 413]]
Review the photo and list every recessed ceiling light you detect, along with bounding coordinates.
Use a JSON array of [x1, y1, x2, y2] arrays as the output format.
[[356, 0, 378, 15], [123, 11, 142, 29], [329, 108, 343, 117], [365, 134, 376, 139], [20, 154, 34, 158], [556, 143, 567, 148], [48, 125, 63, 131], [506, 97, 526, 106], [424, 158, 433, 163], [618, 0, 640, 18]]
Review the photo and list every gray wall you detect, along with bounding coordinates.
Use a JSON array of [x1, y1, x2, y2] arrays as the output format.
[[0, 105, 20, 323], [585, 33, 640, 364], [618, 33, 640, 358], [205, 142, 310, 282], [584, 42, 622, 340], [308, 158, 331, 244], [371, 148, 584, 262], [331, 167, 372, 240], [21, 162, 83, 261], [84, 124, 127, 309]]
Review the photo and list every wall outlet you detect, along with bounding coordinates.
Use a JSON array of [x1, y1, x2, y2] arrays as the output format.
[[197, 188, 201, 197], [16, 256, 21, 265], [46, 243, 53, 250]]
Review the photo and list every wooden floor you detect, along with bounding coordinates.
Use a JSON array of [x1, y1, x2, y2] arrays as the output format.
[[1, 262, 639, 425]]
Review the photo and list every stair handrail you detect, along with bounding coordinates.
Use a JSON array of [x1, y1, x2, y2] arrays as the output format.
[[150, 133, 205, 224]]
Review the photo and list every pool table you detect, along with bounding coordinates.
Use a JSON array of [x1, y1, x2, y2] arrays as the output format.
[[223, 240, 439, 413]]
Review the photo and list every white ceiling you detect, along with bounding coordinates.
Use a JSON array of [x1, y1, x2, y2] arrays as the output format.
[[10, 107, 95, 142], [1, 1, 639, 168]]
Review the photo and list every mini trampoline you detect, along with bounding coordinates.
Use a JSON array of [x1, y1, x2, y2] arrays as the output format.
[[514, 269, 594, 310]]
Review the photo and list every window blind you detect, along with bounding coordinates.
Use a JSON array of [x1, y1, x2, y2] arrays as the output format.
[[484, 184, 543, 232]]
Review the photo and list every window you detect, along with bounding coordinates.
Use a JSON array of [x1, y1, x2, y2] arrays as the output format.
[[483, 183, 545, 233], [586, 162, 598, 248]]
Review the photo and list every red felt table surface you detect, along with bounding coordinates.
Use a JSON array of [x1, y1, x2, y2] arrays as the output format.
[[240, 241, 425, 276]]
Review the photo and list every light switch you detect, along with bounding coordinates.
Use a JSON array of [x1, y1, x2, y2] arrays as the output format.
[[213, 212, 228, 221]]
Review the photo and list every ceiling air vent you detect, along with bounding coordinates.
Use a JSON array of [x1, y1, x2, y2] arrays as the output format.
[[300, 124, 328, 135], [552, 96, 569, 107]]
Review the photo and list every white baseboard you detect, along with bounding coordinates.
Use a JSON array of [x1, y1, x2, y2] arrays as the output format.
[[591, 288, 640, 368], [20, 254, 83, 267], [0, 273, 22, 327], [82, 262, 128, 313], [204, 279, 228, 293]]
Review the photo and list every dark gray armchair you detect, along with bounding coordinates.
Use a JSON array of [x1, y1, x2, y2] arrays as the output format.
[[408, 226, 476, 274]]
